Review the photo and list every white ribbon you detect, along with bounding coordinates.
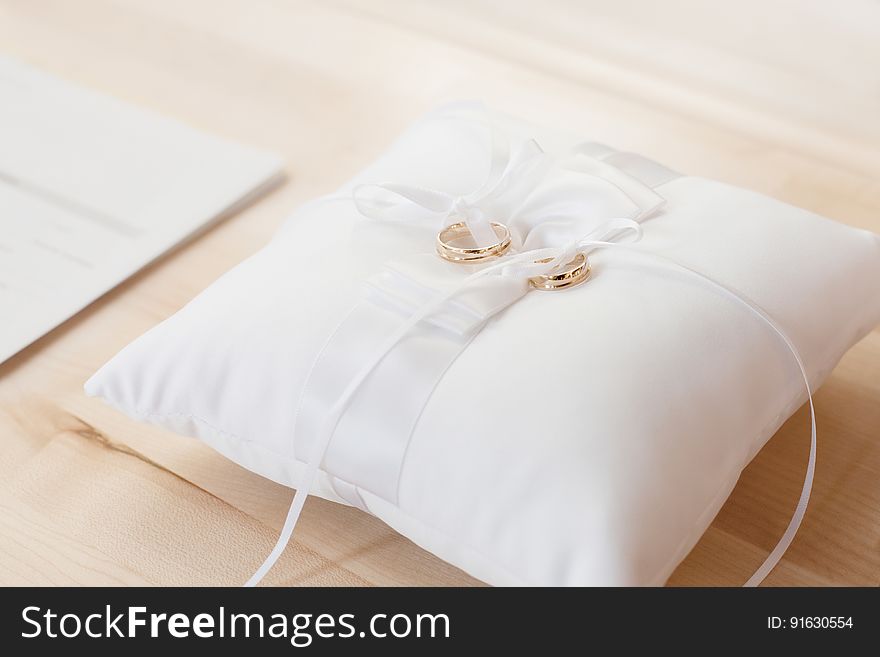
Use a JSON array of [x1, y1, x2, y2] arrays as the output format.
[[353, 133, 552, 249], [630, 250, 816, 588], [352, 125, 665, 252], [245, 133, 815, 587]]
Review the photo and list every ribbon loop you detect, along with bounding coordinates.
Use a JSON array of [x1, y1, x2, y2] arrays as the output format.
[[351, 135, 553, 249]]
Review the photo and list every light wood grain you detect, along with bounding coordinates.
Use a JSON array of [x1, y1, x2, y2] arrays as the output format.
[[0, 0, 877, 586]]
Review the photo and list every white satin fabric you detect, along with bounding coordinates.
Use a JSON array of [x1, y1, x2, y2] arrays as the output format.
[[85, 105, 880, 586]]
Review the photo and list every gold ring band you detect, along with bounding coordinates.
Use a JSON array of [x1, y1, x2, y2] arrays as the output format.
[[529, 252, 591, 291], [436, 221, 511, 263]]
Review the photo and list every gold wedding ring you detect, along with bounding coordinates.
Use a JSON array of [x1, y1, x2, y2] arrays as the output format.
[[529, 252, 591, 291], [436, 221, 512, 263]]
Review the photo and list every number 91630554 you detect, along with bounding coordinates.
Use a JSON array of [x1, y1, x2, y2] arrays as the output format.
[[768, 616, 853, 629]]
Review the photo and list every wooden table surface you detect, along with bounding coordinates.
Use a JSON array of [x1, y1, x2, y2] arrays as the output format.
[[1, 0, 878, 586]]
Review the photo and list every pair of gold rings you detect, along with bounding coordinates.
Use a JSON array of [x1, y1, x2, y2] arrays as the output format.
[[435, 221, 590, 291]]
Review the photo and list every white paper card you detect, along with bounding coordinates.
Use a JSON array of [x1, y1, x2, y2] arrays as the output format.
[[0, 55, 283, 364]]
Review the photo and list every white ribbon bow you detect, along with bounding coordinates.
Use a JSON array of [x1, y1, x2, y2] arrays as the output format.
[[352, 118, 667, 255], [353, 138, 553, 248]]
